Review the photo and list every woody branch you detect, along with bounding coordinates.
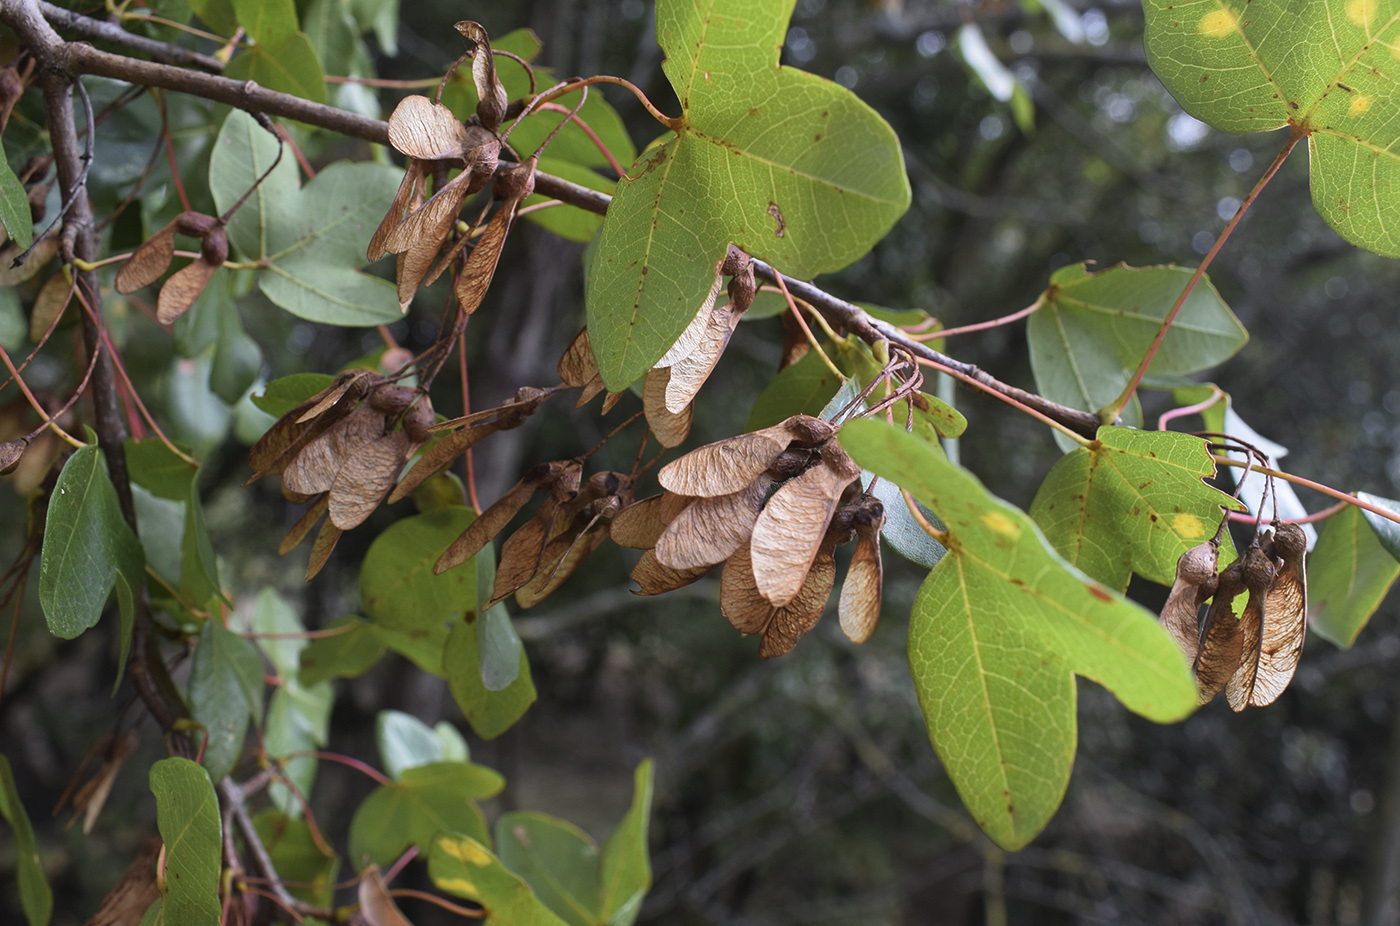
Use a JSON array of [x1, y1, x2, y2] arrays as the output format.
[[0, 0, 1102, 440]]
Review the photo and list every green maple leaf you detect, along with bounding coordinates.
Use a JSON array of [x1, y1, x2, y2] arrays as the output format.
[[841, 419, 1196, 849], [586, 0, 910, 389], [1030, 427, 1244, 591], [1143, 0, 1400, 256]]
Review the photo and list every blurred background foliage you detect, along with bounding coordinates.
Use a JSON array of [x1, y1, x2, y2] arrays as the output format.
[[6, 0, 1400, 923]]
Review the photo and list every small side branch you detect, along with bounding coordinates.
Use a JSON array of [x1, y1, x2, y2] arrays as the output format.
[[38, 2, 226, 72]]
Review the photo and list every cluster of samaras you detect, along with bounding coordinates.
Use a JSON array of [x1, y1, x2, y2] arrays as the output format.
[[611, 414, 886, 657], [367, 22, 533, 315], [1160, 521, 1308, 711]]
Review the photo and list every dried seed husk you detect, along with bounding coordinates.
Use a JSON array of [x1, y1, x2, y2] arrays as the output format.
[[114, 222, 177, 293], [368, 164, 426, 261], [306, 518, 342, 580], [721, 538, 836, 658], [726, 248, 757, 313], [84, 839, 161, 926], [1159, 538, 1220, 663], [489, 500, 562, 604], [0, 438, 26, 475], [1228, 528, 1303, 710], [282, 404, 385, 497], [389, 423, 497, 504], [358, 865, 413, 926], [654, 475, 770, 570], [515, 511, 614, 608], [156, 256, 218, 324], [631, 549, 713, 595], [279, 494, 329, 555], [658, 415, 835, 498], [175, 212, 220, 238], [430, 385, 550, 432], [29, 272, 70, 342], [838, 501, 885, 644], [433, 460, 572, 574], [558, 328, 599, 387], [297, 369, 379, 424], [750, 443, 860, 607], [601, 389, 624, 414], [779, 310, 810, 371], [328, 429, 412, 529], [453, 159, 535, 316], [663, 300, 740, 414], [402, 397, 436, 446], [386, 94, 470, 161], [656, 265, 725, 370], [366, 383, 415, 415], [385, 171, 472, 306], [455, 21, 508, 132], [644, 367, 692, 448], [610, 491, 693, 549], [247, 373, 375, 483], [1193, 559, 1245, 704]]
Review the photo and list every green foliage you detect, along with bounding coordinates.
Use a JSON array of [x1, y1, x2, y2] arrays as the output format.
[[144, 759, 222, 926], [445, 612, 538, 739], [224, 0, 327, 102], [0, 138, 32, 250], [209, 110, 403, 325], [360, 507, 477, 630], [1142, 0, 1400, 255], [0, 755, 51, 926], [1027, 263, 1246, 424], [1030, 426, 1242, 591], [429, 833, 569, 925], [841, 419, 1197, 849], [39, 442, 144, 641], [188, 618, 266, 781], [1311, 494, 1400, 648], [253, 810, 339, 908], [585, 0, 911, 389], [349, 760, 504, 867], [494, 761, 654, 926]]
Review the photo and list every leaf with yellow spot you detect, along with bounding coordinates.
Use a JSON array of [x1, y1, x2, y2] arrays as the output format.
[[841, 420, 1197, 851], [428, 833, 569, 925], [1029, 426, 1244, 592], [1143, 0, 1400, 256]]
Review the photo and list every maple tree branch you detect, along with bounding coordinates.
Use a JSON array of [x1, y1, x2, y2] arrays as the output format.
[[5, 0, 192, 740], [37, 1, 226, 72], [0, 9, 1105, 440]]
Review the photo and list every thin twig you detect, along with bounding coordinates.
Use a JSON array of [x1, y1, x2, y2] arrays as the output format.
[[37, 1, 225, 71]]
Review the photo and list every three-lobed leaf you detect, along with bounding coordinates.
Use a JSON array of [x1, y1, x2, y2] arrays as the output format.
[[349, 761, 503, 867], [361, 507, 477, 631], [1142, 0, 1400, 256], [494, 759, 654, 926], [586, 0, 911, 389], [429, 833, 570, 925], [840, 419, 1196, 849], [1030, 426, 1242, 591], [1027, 263, 1246, 425]]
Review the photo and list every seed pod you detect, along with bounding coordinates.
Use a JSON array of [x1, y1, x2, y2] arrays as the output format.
[[1227, 523, 1308, 710], [610, 492, 693, 550], [1159, 538, 1220, 663], [1193, 559, 1245, 704], [658, 415, 835, 498], [749, 442, 860, 607], [631, 550, 713, 595], [654, 475, 771, 570], [434, 460, 573, 574], [114, 222, 177, 294], [0, 438, 26, 475], [721, 537, 836, 658], [643, 367, 693, 448], [1226, 543, 1282, 711], [838, 497, 885, 644]]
